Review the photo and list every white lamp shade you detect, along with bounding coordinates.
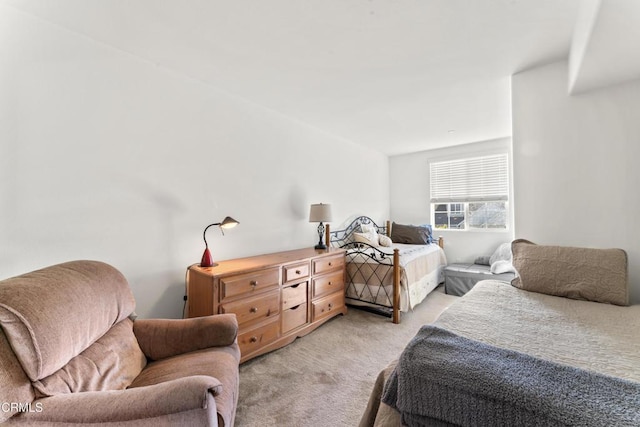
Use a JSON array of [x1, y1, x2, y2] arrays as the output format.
[[309, 203, 332, 223]]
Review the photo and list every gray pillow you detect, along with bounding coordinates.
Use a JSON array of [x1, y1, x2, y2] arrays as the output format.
[[390, 222, 430, 245]]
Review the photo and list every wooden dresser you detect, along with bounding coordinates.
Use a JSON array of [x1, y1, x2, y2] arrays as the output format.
[[186, 247, 347, 363]]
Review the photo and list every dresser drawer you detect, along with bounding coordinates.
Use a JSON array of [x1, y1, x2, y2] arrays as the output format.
[[220, 267, 279, 301], [238, 318, 280, 357], [282, 303, 308, 333], [283, 262, 310, 283], [312, 271, 344, 299], [220, 289, 280, 327], [282, 281, 308, 310], [312, 292, 345, 322], [312, 254, 345, 275]]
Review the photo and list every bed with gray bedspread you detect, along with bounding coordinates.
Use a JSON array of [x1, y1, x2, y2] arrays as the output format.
[[362, 280, 640, 426], [361, 239, 640, 427]]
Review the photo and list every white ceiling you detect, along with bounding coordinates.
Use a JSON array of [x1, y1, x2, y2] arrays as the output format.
[[2, 0, 588, 155]]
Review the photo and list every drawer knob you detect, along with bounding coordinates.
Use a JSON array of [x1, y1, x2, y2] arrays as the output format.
[[250, 307, 258, 313], [328, 303, 333, 309], [295, 270, 301, 275], [328, 281, 332, 286], [250, 336, 258, 343], [328, 262, 332, 266], [250, 280, 258, 287]]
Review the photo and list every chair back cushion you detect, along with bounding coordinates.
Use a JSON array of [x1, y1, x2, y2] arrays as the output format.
[[0, 260, 136, 381], [33, 318, 146, 396]]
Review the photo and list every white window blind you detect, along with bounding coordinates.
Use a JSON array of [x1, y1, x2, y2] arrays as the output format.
[[430, 154, 509, 203]]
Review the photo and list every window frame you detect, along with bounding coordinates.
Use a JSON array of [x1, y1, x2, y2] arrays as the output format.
[[429, 152, 511, 232]]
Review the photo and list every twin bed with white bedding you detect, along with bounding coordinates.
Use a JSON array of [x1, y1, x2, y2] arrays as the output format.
[[345, 243, 445, 312], [361, 240, 640, 426], [328, 216, 447, 323]]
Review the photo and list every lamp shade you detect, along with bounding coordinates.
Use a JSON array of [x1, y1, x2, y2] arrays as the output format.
[[219, 216, 239, 229], [309, 203, 332, 223]]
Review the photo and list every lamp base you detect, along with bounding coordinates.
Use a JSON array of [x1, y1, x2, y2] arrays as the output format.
[[200, 248, 218, 268], [200, 262, 219, 268], [314, 222, 327, 250]]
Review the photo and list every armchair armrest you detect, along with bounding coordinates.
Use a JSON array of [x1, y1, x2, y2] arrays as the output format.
[[133, 314, 238, 360], [12, 376, 221, 426], [133, 314, 238, 361]]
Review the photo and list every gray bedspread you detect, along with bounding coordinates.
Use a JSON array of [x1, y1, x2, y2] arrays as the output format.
[[381, 325, 640, 427]]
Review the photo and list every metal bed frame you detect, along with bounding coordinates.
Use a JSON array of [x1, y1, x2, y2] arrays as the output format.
[[326, 216, 444, 324], [326, 216, 403, 323]]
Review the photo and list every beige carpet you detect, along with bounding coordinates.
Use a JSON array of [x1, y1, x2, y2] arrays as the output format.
[[235, 287, 458, 426]]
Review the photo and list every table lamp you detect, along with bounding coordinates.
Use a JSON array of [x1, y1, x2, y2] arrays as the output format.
[[309, 203, 332, 250], [201, 216, 239, 267]]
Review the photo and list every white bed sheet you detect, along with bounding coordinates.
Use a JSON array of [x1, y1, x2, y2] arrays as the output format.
[[436, 280, 640, 382], [346, 242, 441, 267]]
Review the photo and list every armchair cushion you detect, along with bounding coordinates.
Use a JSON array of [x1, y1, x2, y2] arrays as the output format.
[[33, 318, 147, 397], [133, 314, 238, 361], [8, 376, 221, 426]]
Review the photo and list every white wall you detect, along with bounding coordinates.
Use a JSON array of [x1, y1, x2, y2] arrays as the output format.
[[569, 0, 640, 94], [389, 137, 514, 264], [512, 60, 640, 304], [0, 7, 389, 319]]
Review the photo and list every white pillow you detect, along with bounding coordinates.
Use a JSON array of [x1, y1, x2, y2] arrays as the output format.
[[490, 259, 516, 274], [353, 231, 378, 246], [360, 223, 378, 236], [359, 224, 380, 246], [378, 235, 393, 247], [489, 242, 512, 265], [489, 242, 514, 274]]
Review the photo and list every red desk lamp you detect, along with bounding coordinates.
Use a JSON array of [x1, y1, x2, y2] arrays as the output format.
[[200, 216, 239, 267]]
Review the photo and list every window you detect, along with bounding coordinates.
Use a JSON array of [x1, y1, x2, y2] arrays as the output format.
[[430, 153, 509, 230]]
